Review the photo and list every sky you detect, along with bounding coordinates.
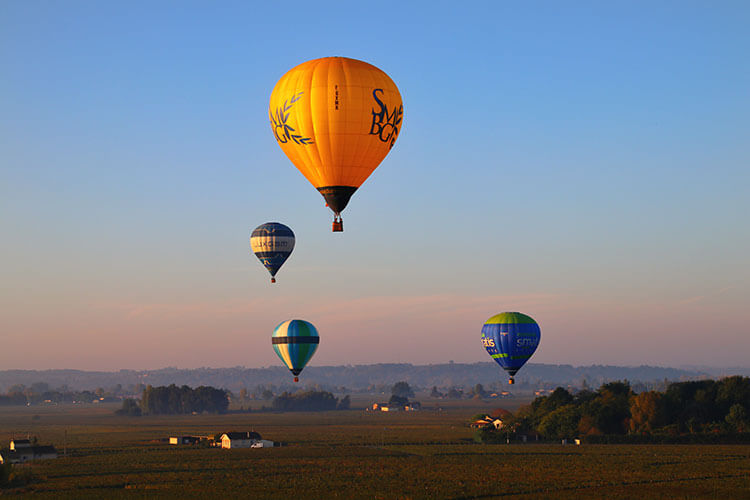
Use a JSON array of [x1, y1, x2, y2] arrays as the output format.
[[1, 1, 749, 371]]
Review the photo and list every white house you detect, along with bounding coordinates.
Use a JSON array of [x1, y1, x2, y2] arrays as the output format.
[[220, 431, 263, 449]]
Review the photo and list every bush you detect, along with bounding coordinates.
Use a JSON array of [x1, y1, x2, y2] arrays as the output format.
[[1, 463, 36, 489], [115, 398, 142, 416], [272, 391, 339, 411], [388, 395, 409, 407], [336, 395, 351, 410], [0, 463, 10, 487]]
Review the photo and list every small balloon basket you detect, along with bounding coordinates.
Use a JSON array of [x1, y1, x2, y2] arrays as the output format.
[[332, 216, 343, 232]]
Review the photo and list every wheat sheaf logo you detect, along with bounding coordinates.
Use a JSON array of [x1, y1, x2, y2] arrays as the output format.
[[270, 92, 314, 145]]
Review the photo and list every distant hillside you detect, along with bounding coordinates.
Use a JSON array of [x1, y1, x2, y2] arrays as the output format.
[[0, 363, 736, 394]]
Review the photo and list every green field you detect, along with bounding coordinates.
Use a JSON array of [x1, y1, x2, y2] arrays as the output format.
[[1, 401, 749, 499]]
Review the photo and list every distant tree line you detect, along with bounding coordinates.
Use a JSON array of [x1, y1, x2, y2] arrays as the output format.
[[272, 391, 350, 411], [138, 384, 229, 415], [477, 376, 750, 444], [0, 382, 137, 406]]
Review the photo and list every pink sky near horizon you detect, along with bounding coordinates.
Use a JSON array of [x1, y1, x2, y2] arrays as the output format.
[[2, 286, 747, 371]]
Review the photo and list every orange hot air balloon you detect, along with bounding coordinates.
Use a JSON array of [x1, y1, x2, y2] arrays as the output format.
[[269, 57, 403, 232]]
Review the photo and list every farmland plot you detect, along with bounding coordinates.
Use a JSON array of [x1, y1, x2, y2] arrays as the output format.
[[1, 405, 748, 499]]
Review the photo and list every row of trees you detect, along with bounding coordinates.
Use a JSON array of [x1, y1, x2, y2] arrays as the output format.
[[478, 376, 750, 443], [137, 385, 229, 415], [118, 389, 354, 414], [429, 383, 502, 399]]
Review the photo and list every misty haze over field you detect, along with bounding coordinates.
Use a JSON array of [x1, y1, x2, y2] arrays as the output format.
[[2, 363, 748, 394]]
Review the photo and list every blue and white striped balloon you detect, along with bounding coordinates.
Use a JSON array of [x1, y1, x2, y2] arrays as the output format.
[[250, 222, 295, 283]]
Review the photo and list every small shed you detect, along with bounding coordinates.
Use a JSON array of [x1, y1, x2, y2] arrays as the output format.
[[169, 436, 201, 445]]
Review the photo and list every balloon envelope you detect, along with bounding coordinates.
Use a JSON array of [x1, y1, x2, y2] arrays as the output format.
[[269, 56, 403, 229], [251, 222, 295, 282], [272, 319, 319, 381], [481, 312, 540, 378]]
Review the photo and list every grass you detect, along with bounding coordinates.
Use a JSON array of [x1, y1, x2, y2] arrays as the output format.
[[1, 402, 749, 499]]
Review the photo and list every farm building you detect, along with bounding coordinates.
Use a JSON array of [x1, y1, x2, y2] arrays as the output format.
[[371, 401, 421, 412], [470, 416, 503, 430], [220, 432, 264, 449], [0, 440, 58, 464], [10, 439, 31, 450], [169, 436, 201, 445]]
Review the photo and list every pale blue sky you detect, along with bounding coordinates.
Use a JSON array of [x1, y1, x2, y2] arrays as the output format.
[[2, 1, 749, 370]]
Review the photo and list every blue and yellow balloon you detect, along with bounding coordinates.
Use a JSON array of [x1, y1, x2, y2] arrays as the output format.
[[251, 222, 295, 283], [481, 312, 540, 385], [272, 319, 319, 382]]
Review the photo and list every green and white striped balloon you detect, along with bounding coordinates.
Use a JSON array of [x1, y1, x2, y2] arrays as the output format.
[[272, 319, 319, 382]]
